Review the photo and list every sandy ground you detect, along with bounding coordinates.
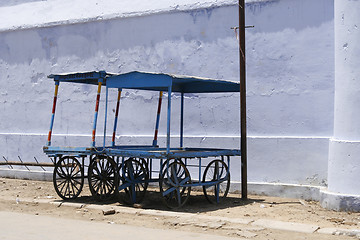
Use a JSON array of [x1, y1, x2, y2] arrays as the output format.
[[0, 177, 359, 240]]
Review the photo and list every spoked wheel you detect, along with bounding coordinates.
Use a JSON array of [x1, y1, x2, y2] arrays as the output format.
[[88, 155, 118, 201], [159, 159, 186, 195], [202, 159, 230, 204], [118, 158, 149, 205], [159, 161, 191, 209], [53, 156, 84, 200]]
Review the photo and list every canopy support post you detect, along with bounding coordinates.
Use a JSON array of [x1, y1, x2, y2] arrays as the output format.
[[92, 78, 103, 147], [103, 86, 109, 148], [112, 89, 122, 147], [47, 80, 59, 146], [180, 92, 184, 148], [153, 91, 163, 147], [166, 86, 172, 154]]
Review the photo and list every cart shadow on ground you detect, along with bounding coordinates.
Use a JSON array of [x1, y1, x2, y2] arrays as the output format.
[[56, 189, 267, 214], [140, 190, 264, 213]]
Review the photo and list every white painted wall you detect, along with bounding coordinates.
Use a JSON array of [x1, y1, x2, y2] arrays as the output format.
[[0, 0, 334, 186], [328, 0, 360, 196]]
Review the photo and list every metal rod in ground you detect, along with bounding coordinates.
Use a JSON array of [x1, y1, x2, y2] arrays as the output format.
[[18, 156, 30, 171], [239, 0, 248, 199], [34, 157, 46, 171], [0, 161, 54, 167], [2, 156, 13, 169]]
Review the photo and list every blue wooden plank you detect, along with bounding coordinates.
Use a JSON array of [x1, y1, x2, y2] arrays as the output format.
[[106, 72, 172, 89], [48, 71, 109, 85], [43, 146, 91, 156], [43, 145, 240, 159], [104, 148, 240, 159]]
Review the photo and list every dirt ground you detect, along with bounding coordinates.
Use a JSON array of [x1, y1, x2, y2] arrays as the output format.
[[0, 177, 359, 240]]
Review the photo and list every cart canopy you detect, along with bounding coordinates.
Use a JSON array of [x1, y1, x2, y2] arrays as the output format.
[[48, 71, 240, 93]]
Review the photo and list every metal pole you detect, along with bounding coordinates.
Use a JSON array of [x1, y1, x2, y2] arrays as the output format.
[[103, 86, 109, 148], [239, 0, 248, 199], [153, 91, 163, 146], [47, 80, 59, 146], [92, 78, 103, 147], [180, 92, 184, 148], [112, 89, 122, 147], [166, 87, 172, 154]]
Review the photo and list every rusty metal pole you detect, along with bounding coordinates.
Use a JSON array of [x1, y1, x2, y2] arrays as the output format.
[[239, 0, 248, 199]]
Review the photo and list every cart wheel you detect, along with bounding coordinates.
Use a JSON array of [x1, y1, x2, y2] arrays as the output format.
[[159, 161, 191, 209], [159, 159, 186, 195], [202, 159, 230, 204], [119, 158, 149, 205], [88, 155, 118, 201], [53, 156, 84, 200]]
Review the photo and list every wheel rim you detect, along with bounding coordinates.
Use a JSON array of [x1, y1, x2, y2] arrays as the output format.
[[159, 161, 191, 209], [202, 159, 230, 204], [88, 155, 118, 201], [53, 156, 84, 200], [119, 158, 148, 204]]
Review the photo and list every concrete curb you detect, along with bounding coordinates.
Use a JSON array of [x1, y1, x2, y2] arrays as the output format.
[[0, 169, 52, 181], [317, 228, 360, 237], [320, 188, 360, 212], [9, 197, 360, 236], [251, 219, 319, 234]]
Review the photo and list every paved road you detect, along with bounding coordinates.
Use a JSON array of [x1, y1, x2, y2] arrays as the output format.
[[0, 211, 238, 240]]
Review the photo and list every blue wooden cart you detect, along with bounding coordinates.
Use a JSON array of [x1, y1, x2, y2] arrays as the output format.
[[43, 71, 241, 208]]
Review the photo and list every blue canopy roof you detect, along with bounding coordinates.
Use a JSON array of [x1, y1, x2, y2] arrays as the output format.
[[48, 71, 240, 93]]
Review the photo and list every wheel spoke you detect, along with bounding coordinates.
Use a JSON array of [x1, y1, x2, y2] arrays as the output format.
[[102, 182, 109, 195], [94, 163, 101, 176], [70, 180, 76, 197], [57, 179, 67, 190], [58, 165, 68, 178], [70, 160, 76, 177], [104, 179, 114, 190], [55, 167, 65, 178], [59, 180, 67, 196], [65, 180, 70, 197], [171, 165, 179, 185], [91, 178, 101, 189], [179, 176, 190, 185], [176, 188, 182, 207], [71, 167, 81, 177], [71, 180, 80, 192], [134, 173, 146, 183]]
